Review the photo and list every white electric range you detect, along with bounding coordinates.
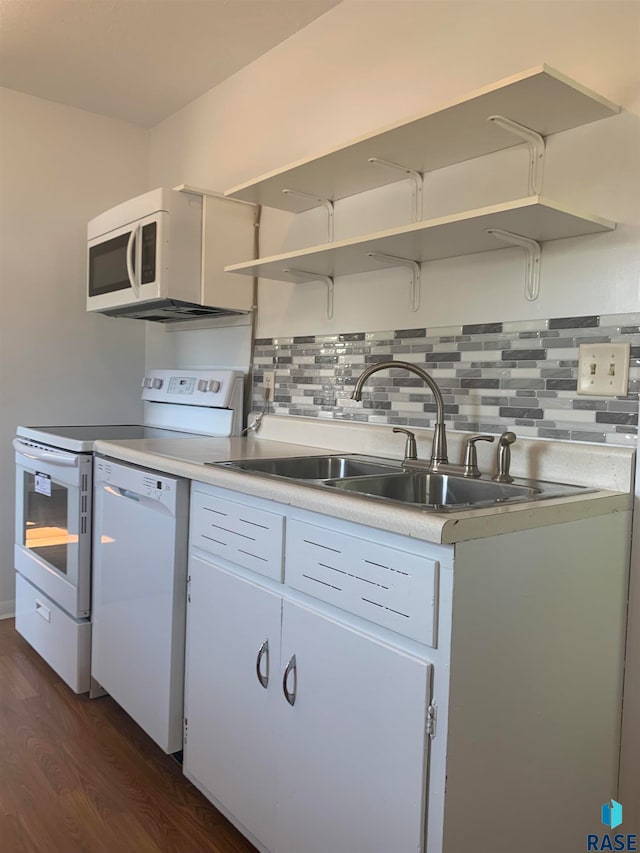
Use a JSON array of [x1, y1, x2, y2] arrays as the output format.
[[13, 368, 243, 695]]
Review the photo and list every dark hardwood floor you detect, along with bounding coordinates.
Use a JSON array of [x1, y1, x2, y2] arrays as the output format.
[[0, 618, 257, 853]]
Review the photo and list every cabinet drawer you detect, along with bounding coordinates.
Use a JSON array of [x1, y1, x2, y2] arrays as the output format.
[[15, 574, 91, 693], [286, 519, 438, 647], [191, 490, 284, 581]]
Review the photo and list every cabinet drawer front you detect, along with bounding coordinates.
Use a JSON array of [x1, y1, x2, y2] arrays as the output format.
[[286, 519, 438, 646], [15, 574, 91, 693], [191, 491, 284, 581]]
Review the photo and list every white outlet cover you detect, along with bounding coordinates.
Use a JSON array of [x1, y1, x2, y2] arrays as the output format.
[[577, 342, 630, 397], [263, 371, 275, 390]]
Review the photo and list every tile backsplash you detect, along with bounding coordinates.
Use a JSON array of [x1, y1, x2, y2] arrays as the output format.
[[252, 314, 640, 446]]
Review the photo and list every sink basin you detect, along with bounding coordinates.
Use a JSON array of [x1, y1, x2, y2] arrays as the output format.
[[324, 471, 540, 508], [213, 453, 592, 511], [214, 454, 402, 480]]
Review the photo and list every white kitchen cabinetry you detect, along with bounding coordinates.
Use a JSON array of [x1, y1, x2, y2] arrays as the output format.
[[184, 483, 434, 853], [185, 481, 630, 853], [275, 599, 431, 853], [185, 557, 282, 851], [222, 65, 619, 297]]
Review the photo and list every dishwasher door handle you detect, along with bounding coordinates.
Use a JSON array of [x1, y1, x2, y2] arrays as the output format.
[[102, 484, 176, 517]]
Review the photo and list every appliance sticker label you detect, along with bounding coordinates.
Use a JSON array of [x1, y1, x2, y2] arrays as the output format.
[[35, 472, 52, 497]]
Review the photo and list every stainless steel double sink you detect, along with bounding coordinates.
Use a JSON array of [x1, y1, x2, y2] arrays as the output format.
[[212, 454, 592, 511]]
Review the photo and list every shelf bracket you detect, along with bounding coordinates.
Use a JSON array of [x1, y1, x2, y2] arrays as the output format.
[[367, 251, 421, 312], [282, 189, 334, 242], [485, 228, 541, 301], [486, 115, 545, 196], [283, 268, 335, 319], [368, 157, 424, 222]]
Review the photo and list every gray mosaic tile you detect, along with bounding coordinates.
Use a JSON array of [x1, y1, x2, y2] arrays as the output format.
[[541, 368, 573, 378], [394, 328, 426, 338], [546, 379, 578, 391], [461, 378, 500, 389], [548, 315, 599, 330], [500, 407, 544, 419], [596, 411, 638, 426], [462, 322, 503, 335], [503, 349, 547, 360], [574, 335, 612, 345], [615, 425, 638, 435], [570, 431, 606, 443], [608, 400, 639, 412], [539, 428, 572, 439], [500, 379, 545, 390], [251, 317, 639, 447], [508, 397, 542, 407]]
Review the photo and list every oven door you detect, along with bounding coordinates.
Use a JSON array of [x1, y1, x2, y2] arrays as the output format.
[[13, 438, 92, 618], [87, 212, 166, 313]]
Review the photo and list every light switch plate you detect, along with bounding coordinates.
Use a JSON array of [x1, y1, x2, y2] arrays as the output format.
[[577, 342, 630, 397]]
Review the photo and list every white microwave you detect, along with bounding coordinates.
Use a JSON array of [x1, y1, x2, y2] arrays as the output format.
[[87, 188, 254, 322]]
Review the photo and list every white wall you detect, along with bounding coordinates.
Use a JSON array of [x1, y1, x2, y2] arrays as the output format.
[[0, 88, 149, 616], [148, 0, 639, 365]]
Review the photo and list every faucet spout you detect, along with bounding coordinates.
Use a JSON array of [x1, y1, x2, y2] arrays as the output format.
[[351, 360, 448, 465]]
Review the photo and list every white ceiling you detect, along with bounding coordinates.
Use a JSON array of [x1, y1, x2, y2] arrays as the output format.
[[0, 0, 340, 127]]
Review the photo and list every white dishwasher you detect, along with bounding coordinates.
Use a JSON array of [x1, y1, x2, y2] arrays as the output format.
[[92, 457, 189, 753]]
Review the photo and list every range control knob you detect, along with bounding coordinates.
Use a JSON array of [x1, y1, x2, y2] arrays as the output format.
[[141, 377, 153, 388], [207, 380, 221, 393], [197, 379, 208, 392], [151, 378, 163, 390]]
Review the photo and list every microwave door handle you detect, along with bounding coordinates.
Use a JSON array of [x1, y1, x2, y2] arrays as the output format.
[[126, 225, 141, 296], [12, 438, 78, 467]]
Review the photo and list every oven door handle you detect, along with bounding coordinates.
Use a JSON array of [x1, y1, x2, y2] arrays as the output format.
[[12, 438, 78, 467]]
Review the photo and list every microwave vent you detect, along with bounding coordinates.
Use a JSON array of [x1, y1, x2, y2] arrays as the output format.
[[100, 299, 247, 323]]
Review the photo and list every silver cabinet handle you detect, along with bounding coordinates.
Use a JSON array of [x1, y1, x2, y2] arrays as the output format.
[[256, 639, 269, 689], [282, 654, 297, 706]]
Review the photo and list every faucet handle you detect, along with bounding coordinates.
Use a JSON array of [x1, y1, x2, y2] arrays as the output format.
[[392, 427, 417, 461], [462, 434, 495, 477]]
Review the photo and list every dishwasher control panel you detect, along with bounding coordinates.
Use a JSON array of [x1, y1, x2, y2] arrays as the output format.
[[95, 458, 180, 512], [141, 474, 171, 500]]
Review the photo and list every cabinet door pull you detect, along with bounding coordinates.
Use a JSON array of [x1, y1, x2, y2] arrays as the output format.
[[256, 639, 269, 689], [282, 654, 297, 706]]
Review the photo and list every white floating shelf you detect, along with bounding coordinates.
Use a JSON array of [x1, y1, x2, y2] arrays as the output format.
[[224, 65, 620, 212], [224, 197, 615, 282]]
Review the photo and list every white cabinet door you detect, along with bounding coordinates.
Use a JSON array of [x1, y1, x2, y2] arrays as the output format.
[[184, 556, 282, 851], [276, 600, 431, 853]]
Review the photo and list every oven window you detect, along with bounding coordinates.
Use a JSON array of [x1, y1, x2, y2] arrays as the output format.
[[89, 232, 135, 296], [22, 472, 71, 575]]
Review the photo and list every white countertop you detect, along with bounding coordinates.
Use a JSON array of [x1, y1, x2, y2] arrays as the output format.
[[92, 418, 633, 545]]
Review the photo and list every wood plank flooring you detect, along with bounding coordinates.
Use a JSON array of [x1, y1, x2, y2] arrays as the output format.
[[0, 618, 258, 853]]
